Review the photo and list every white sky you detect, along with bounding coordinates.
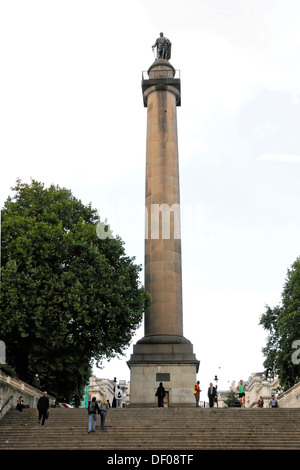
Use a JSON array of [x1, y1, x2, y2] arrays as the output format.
[[1, 0, 300, 393]]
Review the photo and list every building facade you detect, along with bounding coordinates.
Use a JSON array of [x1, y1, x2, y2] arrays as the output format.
[[88, 376, 129, 407]]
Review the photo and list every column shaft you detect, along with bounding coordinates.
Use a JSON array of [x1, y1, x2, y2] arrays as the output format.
[[144, 86, 183, 337]]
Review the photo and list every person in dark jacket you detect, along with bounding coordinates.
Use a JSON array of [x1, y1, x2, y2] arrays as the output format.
[[207, 383, 217, 408], [155, 382, 166, 407], [37, 391, 50, 426], [87, 396, 99, 433]]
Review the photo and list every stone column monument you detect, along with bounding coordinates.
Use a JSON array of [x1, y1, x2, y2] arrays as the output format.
[[127, 34, 199, 407]]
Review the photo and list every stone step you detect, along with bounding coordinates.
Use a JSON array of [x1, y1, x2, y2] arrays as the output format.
[[0, 407, 299, 450]]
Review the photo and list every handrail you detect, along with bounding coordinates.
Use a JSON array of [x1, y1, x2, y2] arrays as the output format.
[[0, 395, 14, 416]]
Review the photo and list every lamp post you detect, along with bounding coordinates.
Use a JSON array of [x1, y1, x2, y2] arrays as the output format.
[[112, 377, 117, 408], [214, 375, 219, 408]]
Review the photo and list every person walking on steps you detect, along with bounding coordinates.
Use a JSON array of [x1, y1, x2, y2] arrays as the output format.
[[87, 396, 99, 433], [237, 380, 246, 407], [37, 391, 49, 426], [99, 395, 109, 431]]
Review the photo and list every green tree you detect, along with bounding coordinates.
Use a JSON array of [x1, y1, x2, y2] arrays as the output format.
[[260, 257, 300, 391], [223, 389, 240, 408], [0, 179, 150, 404]]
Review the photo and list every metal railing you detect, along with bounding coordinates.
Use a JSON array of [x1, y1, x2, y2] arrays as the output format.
[[142, 69, 180, 80]]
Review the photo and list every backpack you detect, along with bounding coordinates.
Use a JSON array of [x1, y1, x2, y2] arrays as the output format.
[[99, 402, 107, 411], [89, 401, 96, 413]]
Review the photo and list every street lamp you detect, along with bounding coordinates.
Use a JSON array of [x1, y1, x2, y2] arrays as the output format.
[[214, 375, 219, 408], [112, 377, 117, 408]]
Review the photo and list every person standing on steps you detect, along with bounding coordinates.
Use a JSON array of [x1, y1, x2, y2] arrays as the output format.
[[237, 380, 246, 407], [87, 396, 99, 433], [194, 381, 201, 407], [155, 382, 166, 408], [99, 395, 109, 431], [269, 394, 279, 408], [115, 385, 123, 408], [37, 391, 49, 426], [207, 383, 216, 408]]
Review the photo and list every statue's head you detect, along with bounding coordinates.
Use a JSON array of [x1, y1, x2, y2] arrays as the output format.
[[160, 32, 163, 36]]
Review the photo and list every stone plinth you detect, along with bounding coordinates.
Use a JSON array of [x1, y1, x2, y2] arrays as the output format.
[[129, 363, 198, 407]]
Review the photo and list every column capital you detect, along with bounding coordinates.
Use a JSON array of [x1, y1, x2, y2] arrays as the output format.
[[142, 60, 181, 107]]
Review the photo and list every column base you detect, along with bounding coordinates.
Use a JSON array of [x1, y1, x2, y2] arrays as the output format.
[[127, 337, 200, 407]]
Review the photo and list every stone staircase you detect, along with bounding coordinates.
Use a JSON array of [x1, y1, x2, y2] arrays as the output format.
[[0, 406, 300, 450]]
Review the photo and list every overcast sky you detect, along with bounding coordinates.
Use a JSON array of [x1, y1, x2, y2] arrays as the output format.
[[1, 0, 300, 393]]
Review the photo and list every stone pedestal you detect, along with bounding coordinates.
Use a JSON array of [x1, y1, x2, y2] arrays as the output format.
[[129, 363, 198, 408], [127, 60, 199, 406], [128, 335, 199, 407]]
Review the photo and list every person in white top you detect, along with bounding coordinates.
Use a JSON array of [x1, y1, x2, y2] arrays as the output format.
[[115, 386, 123, 408]]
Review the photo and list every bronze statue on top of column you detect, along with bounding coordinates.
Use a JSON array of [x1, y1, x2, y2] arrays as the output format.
[[152, 32, 172, 60]]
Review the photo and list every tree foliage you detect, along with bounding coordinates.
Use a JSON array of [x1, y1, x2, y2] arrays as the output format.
[[260, 257, 300, 391], [0, 179, 151, 404], [223, 389, 240, 408]]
